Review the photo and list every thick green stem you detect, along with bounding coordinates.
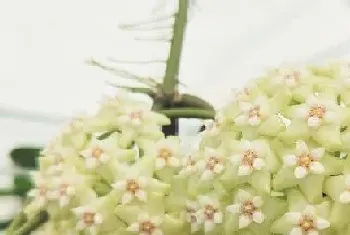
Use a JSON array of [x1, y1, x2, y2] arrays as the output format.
[[162, 0, 188, 95], [13, 211, 48, 235], [159, 108, 215, 119]]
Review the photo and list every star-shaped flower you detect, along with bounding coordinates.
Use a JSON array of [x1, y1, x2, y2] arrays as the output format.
[[339, 174, 350, 203], [273, 67, 310, 88], [80, 138, 111, 169], [283, 140, 325, 179], [112, 171, 148, 205], [50, 176, 76, 208], [234, 96, 270, 127], [178, 154, 199, 176], [286, 205, 330, 235], [72, 205, 103, 235], [293, 94, 339, 128], [230, 140, 266, 176], [185, 200, 201, 233], [226, 189, 265, 229], [27, 173, 52, 207], [155, 138, 180, 170], [197, 148, 225, 180], [196, 196, 223, 232], [127, 212, 163, 235]]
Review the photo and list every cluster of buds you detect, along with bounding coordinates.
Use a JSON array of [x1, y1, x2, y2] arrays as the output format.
[[15, 61, 350, 234]]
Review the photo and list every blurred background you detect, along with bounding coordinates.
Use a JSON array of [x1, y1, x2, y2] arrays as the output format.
[[1, 0, 350, 230]]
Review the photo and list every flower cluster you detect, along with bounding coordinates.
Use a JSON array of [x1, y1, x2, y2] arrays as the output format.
[[19, 61, 350, 234]]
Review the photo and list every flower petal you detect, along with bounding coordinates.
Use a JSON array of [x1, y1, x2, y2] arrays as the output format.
[[309, 162, 325, 174], [169, 157, 180, 167], [155, 158, 166, 170], [286, 212, 303, 224], [294, 166, 308, 179], [135, 190, 147, 202], [127, 223, 140, 232], [99, 153, 110, 163], [239, 215, 252, 229], [308, 117, 321, 127], [310, 148, 325, 159], [294, 106, 309, 119], [234, 115, 248, 126], [252, 211, 265, 224], [200, 170, 214, 180], [252, 158, 266, 170], [306, 230, 319, 235], [152, 228, 163, 235], [236, 189, 252, 202], [59, 196, 70, 208], [289, 227, 303, 235], [112, 180, 126, 190], [226, 204, 240, 214], [213, 163, 224, 174], [248, 116, 261, 126], [345, 175, 350, 187], [238, 165, 253, 176], [323, 111, 338, 123], [303, 205, 316, 217], [283, 155, 297, 166], [296, 140, 309, 155], [340, 191, 350, 203], [214, 212, 223, 224], [121, 191, 134, 204], [76, 220, 86, 230], [94, 213, 103, 224], [204, 220, 215, 232], [230, 154, 244, 165], [252, 196, 264, 208], [315, 218, 330, 230], [85, 157, 98, 169]]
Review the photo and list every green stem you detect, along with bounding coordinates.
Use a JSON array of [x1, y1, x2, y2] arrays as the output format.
[[13, 211, 48, 235], [6, 213, 26, 235], [162, 0, 188, 95], [174, 94, 215, 111], [159, 108, 215, 119]]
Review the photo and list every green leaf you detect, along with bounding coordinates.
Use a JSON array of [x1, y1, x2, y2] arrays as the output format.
[[10, 147, 41, 169]]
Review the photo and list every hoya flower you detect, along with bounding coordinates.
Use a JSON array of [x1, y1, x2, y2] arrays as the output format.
[[283, 140, 325, 179], [127, 212, 163, 235], [72, 206, 103, 235], [201, 118, 221, 136], [294, 94, 339, 127], [116, 105, 151, 127], [273, 67, 310, 88], [155, 138, 180, 170], [111, 172, 148, 204], [234, 96, 270, 127], [226, 189, 265, 229], [80, 138, 111, 169], [197, 148, 225, 180], [230, 140, 266, 176], [178, 154, 199, 176], [231, 87, 251, 102], [27, 173, 52, 207], [196, 196, 223, 232], [50, 176, 76, 208], [339, 175, 350, 203], [286, 205, 330, 235], [185, 200, 200, 233]]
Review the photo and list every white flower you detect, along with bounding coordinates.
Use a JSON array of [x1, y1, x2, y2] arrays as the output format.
[[294, 95, 339, 128], [226, 190, 265, 229], [197, 148, 225, 180], [339, 175, 350, 203], [234, 96, 270, 127], [283, 140, 325, 179], [230, 87, 251, 102], [80, 138, 111, 169], [286, 205, 330, 235], [178, 154, 198, 176], [196, 196, 223, 232], [201, 118, 221, 136], [50, 177, 76, 208], [127, 212, 163, 235], [155, 139, 180, 170], [230, 140, 266, 176], [185, 201, 201, 233], [112, 172, 148, 205], [72, 206, 103, 235], [117, 105, 151, 127], [27, 173, 52, 207], [273, 67, 310, 87]]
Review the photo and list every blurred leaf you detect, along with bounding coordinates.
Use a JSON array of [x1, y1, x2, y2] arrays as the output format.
[[10, 147, 42, 169], [14, 175, 33, 197]]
